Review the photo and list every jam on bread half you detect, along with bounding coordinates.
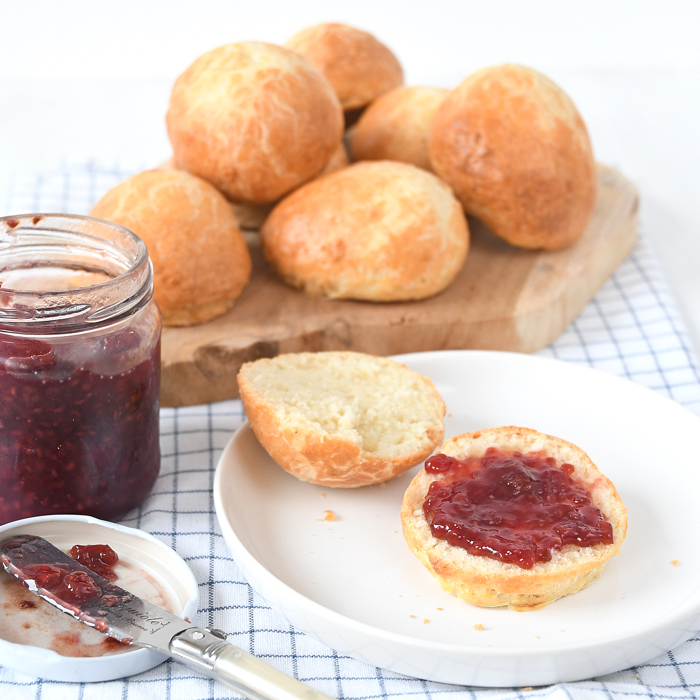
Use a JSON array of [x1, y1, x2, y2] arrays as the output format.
[[401, 426, 627, 611]]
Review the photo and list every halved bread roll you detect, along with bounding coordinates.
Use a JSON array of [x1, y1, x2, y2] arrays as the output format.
[[238, 351, 446, 487], [401, 426, 627, 610]]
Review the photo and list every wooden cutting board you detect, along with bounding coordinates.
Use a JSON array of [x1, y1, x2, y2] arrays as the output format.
[[161, 163, 638, 407]]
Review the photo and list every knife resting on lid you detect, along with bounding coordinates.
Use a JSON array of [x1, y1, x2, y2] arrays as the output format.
[[1, 534, 335, 700]]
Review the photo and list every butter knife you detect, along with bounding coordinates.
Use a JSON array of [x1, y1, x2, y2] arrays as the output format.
[[1, 534, 334, 700]]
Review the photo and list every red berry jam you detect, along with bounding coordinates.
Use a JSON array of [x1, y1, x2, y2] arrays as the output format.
[[22, 563, 66, 589], [0, 332, 160, 524], [13, 548, 103, 604], [69, 544, 119, 582], [53, 570, 102, 604], [423, 447, 614, 569]]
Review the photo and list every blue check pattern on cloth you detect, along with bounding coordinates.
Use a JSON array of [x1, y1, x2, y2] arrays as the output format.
[[2, 164, 700, 700]]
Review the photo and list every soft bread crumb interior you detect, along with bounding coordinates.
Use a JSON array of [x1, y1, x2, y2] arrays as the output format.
[[243, 353, 441, 456]]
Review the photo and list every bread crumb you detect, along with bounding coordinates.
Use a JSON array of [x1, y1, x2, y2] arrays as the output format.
[[474, 623, 484, 631], [423, 619, 430, 624], [533, 635, 539, 639], [672, 560, 680, 566], [522, 688, 533, 692], [410, 615, 416, 618], [632, 674, 641, 679], [437, 607, 443, 611], [317, 510, 337, 521], [321, 493, 326, 497]]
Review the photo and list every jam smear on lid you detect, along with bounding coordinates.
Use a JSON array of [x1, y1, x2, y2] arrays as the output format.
[[423, 447, 614, 569]]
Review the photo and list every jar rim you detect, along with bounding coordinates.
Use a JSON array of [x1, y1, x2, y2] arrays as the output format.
[[0, 213, 154, 333]]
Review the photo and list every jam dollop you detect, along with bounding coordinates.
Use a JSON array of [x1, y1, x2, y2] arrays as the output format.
[[69, 544, 119, 582], [1, 536, 130, 610], [423, 447, 614, 569]]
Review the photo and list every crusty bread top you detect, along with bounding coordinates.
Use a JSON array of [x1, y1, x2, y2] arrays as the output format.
[[166, 41, 343, 205], [429, 64, 597, 250], [285, 23, 404, 111], [260, 160, 469, 301], [90, 168, 251, 326], [351, 86, 448, 171], [238, 351, 446, 487]]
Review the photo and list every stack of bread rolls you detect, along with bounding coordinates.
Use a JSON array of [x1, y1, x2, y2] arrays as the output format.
[[90, 22, 597, 326]]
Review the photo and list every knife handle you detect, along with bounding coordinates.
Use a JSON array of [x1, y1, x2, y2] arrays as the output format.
[[170, 627, 336, 700]]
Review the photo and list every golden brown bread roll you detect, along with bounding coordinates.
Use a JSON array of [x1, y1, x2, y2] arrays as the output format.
[[90, 169, 252, 327], [429, 64, 597, 250], [260, 160, 469, 301], [351, 86, 448, 171], [166, 41, 343, 205], [227, 141, 349, 231], [401, 426, 627, 611], [238, 351, 446, 487], [285, 23, 403, 112]]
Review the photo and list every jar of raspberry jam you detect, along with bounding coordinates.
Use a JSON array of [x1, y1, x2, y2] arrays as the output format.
[[0, 214, 161, 525]]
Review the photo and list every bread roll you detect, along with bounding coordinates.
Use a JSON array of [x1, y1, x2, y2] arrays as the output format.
[[352, 86, 448, 171], [401, 426, 627, 611], [227, 141, 349, 231], [166, 41, 343, 205], [260, 160, 469, 301], [90, 169, 252, 326], [285, 23, 403, 112], [429, 64, 597, 250], [238, 351, 446, 488]]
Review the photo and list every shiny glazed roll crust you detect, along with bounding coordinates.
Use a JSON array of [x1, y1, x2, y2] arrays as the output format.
[[401, 427, 627, 611], [166, 41, 343, 204], [351, 86, 448, 171], [429, 64, 597, 250], [90, 169, 252, 327], [260, 160, 469, 301], [238, 351, 446, 488], [285, 23, 404, 111]]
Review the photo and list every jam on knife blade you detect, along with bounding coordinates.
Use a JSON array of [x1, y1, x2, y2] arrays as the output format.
[[0, 534, 181, 643], [1, 534, 336, 700]]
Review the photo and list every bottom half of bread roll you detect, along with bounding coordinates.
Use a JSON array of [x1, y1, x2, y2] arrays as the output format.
[[401, 426, 627, 611]]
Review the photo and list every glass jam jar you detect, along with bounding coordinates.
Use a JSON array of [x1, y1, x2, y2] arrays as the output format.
[[0, 214, 161, 525]]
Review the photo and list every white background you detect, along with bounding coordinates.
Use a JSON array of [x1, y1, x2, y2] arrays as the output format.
[[1, 0, 699, 355]]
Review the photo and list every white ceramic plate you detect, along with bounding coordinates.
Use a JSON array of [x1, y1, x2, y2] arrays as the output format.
[[214, 350, 700, 687]]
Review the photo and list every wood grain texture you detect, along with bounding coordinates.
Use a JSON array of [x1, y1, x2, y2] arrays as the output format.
[[161, 164, 638, 407]]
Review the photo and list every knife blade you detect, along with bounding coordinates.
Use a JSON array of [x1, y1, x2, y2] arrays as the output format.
[[1, 534, 335, 700]]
